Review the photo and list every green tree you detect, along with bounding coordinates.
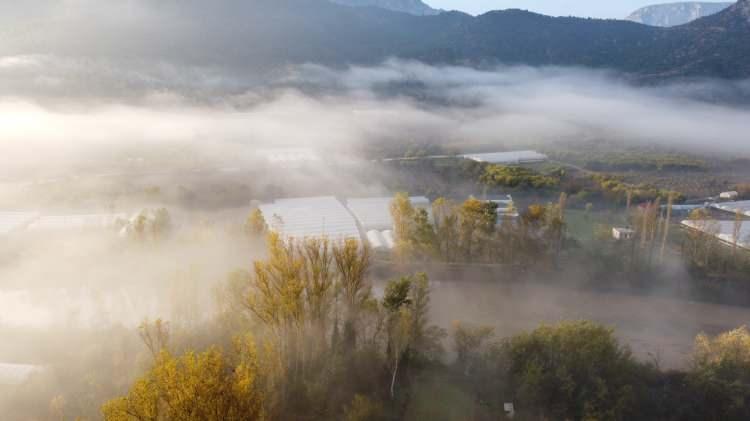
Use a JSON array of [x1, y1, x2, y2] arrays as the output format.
[[504, 321, 643, 420]]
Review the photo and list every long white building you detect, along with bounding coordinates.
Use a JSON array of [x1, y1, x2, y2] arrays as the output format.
[[258, 196, 361, 242], [681, 219, 750, 250], [711, 200, 750, 217], [346, 196, 430, 231], [462, 150, 548, 165], [26, 213, 127, 232], [0, 212, 39, 235]]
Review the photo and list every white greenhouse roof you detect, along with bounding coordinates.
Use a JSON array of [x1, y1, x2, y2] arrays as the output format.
[[0, 363, 41, 385], [681, 220, 750, 250], [462, 150, 548, 165], [346, 196, 430, 231], [27, 213, 127, 231], [259, 196, 361, 242], [257, 147, 320, 167], [365, 229, 397, 250], [0, 212, 39, 235], [711, 201, 750, 217]]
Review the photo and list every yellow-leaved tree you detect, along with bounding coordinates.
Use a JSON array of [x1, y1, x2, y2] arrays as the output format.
[[102, 336, 266, 421]]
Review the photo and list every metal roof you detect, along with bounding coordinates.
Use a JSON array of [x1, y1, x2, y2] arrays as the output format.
[[0, 212, 39, 235], [346, 196, 430, 231], [711, 200, 750, 217], [681, 219, 750, 250], [259, 196, 361, 242], [27, 213, 127, 231], [462, 150, 548, 165], [0, 363, 41, 385], [257, 148, 320, 167]]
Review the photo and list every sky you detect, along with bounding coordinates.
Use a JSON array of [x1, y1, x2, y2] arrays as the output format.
[[426, 0, 732, 18]]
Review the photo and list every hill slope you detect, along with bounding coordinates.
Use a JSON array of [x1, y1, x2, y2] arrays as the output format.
[[1, 0, 749, 81], [627, 2, 733, 27], [330, 0, 440, 15]]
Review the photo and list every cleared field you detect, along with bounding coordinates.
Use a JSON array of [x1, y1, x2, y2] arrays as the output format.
[[428, 281, 750, 370]]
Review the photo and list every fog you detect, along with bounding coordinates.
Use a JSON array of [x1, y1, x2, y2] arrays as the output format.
[[4, 32, 750, 421], [2, 60, 750, 180], [3, 58, 750, 331]]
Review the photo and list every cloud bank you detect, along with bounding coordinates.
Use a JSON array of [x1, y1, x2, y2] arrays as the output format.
[[1, 59, 750, 181]]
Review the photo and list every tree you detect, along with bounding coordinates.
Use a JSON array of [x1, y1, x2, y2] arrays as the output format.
[[390, 193, 417, 260], [690, 327, 750, 420], [432, 197, 459, 262], [453, 322, 495, 376], [333, 238, 372, 348], [138, 319, 171, 360], [504, 321, 643, 420], [458, 197, 498, 262], [245, 208, 268, 238], [412, 208, 438, 259], [343, 395, 383, 421], [102, 339, 266, 421], [383, 277, 413, 399], [382, 274, 443, 399]]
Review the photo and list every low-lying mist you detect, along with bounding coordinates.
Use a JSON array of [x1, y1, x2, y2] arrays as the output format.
[[2, 60, 750, 180], [2, 60, 750, 373]]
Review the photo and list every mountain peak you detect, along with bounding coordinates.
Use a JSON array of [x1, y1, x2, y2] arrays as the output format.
[[329, 0, 441, 16], [626, 2, 733, 27]]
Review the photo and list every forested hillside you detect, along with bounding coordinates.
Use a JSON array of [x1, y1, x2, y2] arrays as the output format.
[[3, 0, 750, 80]]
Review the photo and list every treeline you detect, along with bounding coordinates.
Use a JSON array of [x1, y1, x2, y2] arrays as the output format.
[[389, 193, 567, 266], [480, 165, 560, 190], [98, 236, 750, 421], [549, 148, 708, 172], [581, 174, 683, 206]]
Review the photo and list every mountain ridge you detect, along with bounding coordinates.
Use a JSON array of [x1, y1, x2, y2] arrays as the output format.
[[1, 0, 749, 81], [329, 0, 440, 16], [626, 2, 733, 27]]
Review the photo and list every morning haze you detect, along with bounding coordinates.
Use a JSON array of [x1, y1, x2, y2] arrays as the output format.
[[1, 1, 750, 420]]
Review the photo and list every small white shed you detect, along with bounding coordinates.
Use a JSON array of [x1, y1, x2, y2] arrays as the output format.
[[612, 227, 636, 240]]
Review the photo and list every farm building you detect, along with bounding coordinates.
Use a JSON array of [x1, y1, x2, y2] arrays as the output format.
[[257, 147, 320, 168], [662, 204, 706, 216], [681, 220, 750, 251], [462, 150, 548, 165], [720, 191, 739, 201], [346, 196, 430, 251], [488, 195, 519, 220], [27, 213, 127, 232], [0, 363, 42, 386], [612, 227, 636, 240], [0, 212, 39, 235], [346, 196, 430, 250], [258, 196, 361, 243], [711, 200, 750, 218], [346, 196, 430, 231]]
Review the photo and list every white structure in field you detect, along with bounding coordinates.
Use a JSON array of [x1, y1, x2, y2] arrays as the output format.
[[0, 212, 39, 235], [0, 363, 42, 385], [488, 195, 518, 220], [346, 196, 430, 250], [346, 196, 430, 231], [612, 227, 636, 240], [259, 196, 361, 243], [462, 150, 548, 165], [711, 200, 750, 217], [720, 191, 739, 201], [681, 219, 750, 250], [257, 147, 320, 168], [27, 213, 127, 231]]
